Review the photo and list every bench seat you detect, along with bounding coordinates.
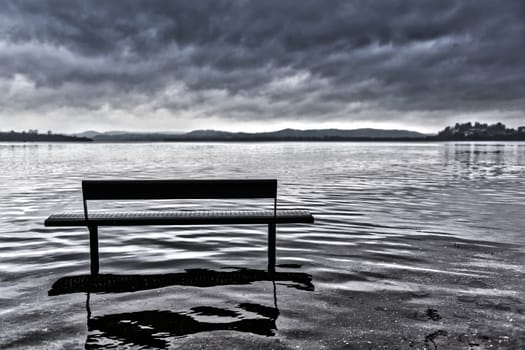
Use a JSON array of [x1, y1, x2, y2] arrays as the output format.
[[45, 209, 314, 227]]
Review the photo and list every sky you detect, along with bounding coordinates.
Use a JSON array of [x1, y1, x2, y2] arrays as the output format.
[[0, 0, 524, 134]]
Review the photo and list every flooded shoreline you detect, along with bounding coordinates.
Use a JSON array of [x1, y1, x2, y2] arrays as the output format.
[[1, 142, 524, 349]]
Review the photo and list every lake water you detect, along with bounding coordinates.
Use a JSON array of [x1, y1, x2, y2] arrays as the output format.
[[1, 142, 525, 349]]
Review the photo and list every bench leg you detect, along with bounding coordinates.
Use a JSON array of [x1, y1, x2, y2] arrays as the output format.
[[268, 223, 276, 273], [88, 225, 99, 275]]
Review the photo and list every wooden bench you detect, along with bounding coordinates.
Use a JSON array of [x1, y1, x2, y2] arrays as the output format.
[[44, 179, 314, 275]]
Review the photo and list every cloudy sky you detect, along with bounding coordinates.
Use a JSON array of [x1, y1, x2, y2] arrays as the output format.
[[1, 0, 524, 133]]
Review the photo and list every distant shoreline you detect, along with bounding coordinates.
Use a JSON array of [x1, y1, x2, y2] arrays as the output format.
[[0, 131, 91, 142], [3, 138, 525, 143], [3, 122, 525, 142]]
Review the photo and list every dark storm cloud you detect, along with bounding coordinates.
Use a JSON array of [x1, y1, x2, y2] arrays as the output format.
[[1, 0, 524, 130]]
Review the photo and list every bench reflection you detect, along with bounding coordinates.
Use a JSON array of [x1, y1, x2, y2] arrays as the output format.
[[85, 294, 280, 348], [49, 268, 314, 349]]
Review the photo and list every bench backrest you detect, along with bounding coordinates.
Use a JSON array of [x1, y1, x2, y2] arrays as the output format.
[[82, 179, 278, 220]]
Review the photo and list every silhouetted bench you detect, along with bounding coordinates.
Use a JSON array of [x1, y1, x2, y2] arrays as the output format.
[[44, 179, 314, 275]]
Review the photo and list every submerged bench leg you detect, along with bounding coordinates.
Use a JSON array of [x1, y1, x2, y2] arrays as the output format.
[[268, 223, 276, 273], [88, 225, 99, 275]]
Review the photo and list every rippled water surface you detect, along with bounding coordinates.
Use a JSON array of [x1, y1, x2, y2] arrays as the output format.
[[1, 142, 525, 349]]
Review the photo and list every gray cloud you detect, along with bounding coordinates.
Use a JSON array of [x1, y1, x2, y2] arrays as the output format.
[[0, 0, 524, 132]]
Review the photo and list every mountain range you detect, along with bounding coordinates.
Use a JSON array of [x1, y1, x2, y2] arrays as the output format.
[[74, 128, 427, 141]]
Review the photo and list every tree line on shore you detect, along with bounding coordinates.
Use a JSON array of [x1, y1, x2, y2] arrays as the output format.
[[435, 122, 525, 141], [0, 130, 91, 142]]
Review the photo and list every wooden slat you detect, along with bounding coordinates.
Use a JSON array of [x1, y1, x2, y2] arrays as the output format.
[[45, 210, 314, 227], [82, 179, 277, 200]]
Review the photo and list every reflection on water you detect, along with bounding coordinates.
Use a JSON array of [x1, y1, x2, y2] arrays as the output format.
[[1, 142, 525, 349], [443, 143, 511, 178], [86, 303, 278, 348], [76, 268, 300, 348]]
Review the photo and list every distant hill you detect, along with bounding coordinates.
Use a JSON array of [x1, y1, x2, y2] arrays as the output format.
[[74, 130, 101, 138], [74, 130, 184, 141], [79, 128, 426, 141]]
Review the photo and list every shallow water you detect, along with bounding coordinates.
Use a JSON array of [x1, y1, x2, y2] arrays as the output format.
[[1, 142, 525, 349]]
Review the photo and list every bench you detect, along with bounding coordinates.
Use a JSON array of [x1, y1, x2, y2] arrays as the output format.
[[44, 179, 314, 275]]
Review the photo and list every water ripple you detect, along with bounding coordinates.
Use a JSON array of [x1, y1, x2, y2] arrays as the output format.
[[1, 142, 525, 348]]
